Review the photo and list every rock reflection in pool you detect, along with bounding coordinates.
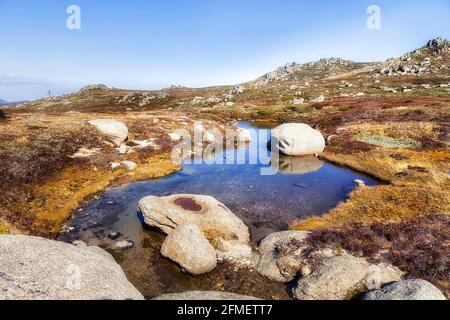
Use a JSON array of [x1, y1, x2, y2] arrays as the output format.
[[276, 155, 324, 175], [59, 121, 379, 299]]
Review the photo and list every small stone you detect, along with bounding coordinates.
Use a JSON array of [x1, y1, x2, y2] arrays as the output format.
[[311, 95, 325, 103], [362, 279, 447, 300], [110, 162, 121, 170], [115, 240, 134, 250], [108, 232, 121, 240], [116, 144, 128, 155]]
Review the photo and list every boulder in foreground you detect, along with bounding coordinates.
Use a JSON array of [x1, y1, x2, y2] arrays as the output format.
[[257, 230, 310, 282], [362, 279, 447, 300], [271, 123, 325, 156], [139, 194, 250, 244], [0, 235, 143, 300], [139, 194, 252, 266], [161, 224, 217, 275]]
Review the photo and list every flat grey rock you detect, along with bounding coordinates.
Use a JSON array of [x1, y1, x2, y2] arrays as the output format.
[[362, 279, 447, 300], [0, 235, 143, 300]]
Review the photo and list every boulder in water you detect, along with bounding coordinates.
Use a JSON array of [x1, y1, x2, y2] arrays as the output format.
[[271, 123, 325, 156]]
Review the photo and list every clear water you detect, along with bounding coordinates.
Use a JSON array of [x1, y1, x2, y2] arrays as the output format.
[[59, 121, 379, 299]]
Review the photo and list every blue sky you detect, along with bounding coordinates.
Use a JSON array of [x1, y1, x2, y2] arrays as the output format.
[[0, 0, 449, 101]]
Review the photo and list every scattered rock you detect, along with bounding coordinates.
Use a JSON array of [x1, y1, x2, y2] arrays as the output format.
[[204, 132, 216, 144], [120, 161, 137, 171], [0, 235, 143, 300], [80, 84, 109, 92], [88, 119, 129, 146], [168, 132, 181, 142], [230, 85, 245, 95], [311, 95, 325, 103], [353, 179, 366, 187], [72, 240, 88, 248], [293, 252, 403, 300], [116, 144, 129, 155], [191, 96, 205, 105], [271, 123, 325, 156], [153, 291, 261, 300], [235, 128, 252, 142], [160, 224, 217, 275], [138, 194, 250, 262], [110, 162, 121, 170], [115, 240, 134, 250], [362, 279, 447, 300], [70, 147, 100, 158], [293, 98, 305, 104], [257, 231, 310, 282]]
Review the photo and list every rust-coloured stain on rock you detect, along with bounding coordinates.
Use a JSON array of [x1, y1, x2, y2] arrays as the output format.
[[174, 197, 202, 211]]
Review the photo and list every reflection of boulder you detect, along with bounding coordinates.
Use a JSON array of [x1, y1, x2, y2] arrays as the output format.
[[272, 154, 324, 174]]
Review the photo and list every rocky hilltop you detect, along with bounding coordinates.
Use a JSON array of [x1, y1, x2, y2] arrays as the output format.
[[376, 37, 450, 76], [254, 58, 376, 85]]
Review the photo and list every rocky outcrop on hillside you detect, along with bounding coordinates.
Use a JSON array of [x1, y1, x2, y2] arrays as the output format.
[[255, 58, 374, 84], [377, 37, 449, 76], [79, 84, 109, 92]]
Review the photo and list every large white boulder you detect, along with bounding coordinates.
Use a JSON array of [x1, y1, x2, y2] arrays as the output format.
[[362, 279, 447, 300], [88, 119, 129, 146], [0, 235, 143, 300], [293, 252, 403, 300], [138, 194, 251, 264], [161, 224, 217, 275], [271, 123, 325, 156]]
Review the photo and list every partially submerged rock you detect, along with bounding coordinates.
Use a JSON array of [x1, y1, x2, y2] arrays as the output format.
[[274, 155, 324, 175], [88, 119, 129, 146], [138, 194, 251, 266], [362, 279, 447, 300], [115, 240, 134, 250], [257, 231, 310, 282], [139, 194, 250, 244], [293, 252, 403, 300], [0, 235, 143, 300], [153, 291, 261, 300], [271, 123, 325, 156], [161, 224, 217, 275]]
